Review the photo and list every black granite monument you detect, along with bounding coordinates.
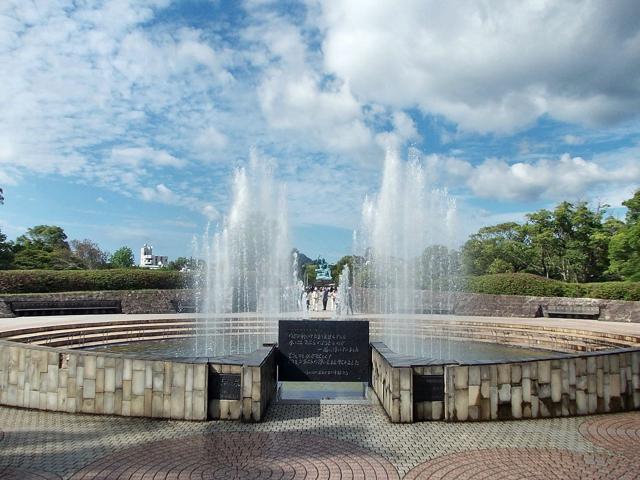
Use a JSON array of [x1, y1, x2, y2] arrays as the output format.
[[278, 320, 369, 382]]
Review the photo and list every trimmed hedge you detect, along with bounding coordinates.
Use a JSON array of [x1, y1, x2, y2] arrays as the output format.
[[464, 273, 640, 301], [0, 269, 188, 294], [1, 269, 638, 301]]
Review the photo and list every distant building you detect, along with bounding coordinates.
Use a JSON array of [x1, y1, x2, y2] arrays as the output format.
[[140, 244, 168, 269]]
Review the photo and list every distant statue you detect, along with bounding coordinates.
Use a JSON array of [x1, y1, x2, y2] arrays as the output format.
[[315, 257, 332, 281]]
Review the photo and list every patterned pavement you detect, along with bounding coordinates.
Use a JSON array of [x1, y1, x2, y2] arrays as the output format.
[[0, 403, 638, 479]]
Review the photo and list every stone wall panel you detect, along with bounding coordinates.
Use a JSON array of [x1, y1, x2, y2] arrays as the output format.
[[444, 350, 639, 421], [0, 339, 207, 421]]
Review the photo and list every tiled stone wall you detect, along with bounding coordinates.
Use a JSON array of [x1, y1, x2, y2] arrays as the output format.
[[0, 340, 207, 420], [371, 346, 413, 423], [4, 288, 638, 321], [445, 351, 640, 421], [241, 348, 277, 422], [209, 347, 277, 423], [412, 366, 445, 421], [354, 288, 640, 322], [0, 289, 194, 317]]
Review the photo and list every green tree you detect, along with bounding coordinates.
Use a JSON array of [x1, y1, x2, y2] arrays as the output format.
[[110, 247, 135, 268], [463, 201, 617, 282], [521, 209, 557, 278], [331, 255, 355, 282], [462, 222, 531, 276], [16, 225, 69, 251], [303, 263, 317, 286], [0, 228, 14, 269], [12, 225, 84, 269], [168, 256, 199, 271], [608, 189, 640, 280]]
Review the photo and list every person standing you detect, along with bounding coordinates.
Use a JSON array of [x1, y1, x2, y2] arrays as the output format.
[[328, 288, 336, 311], [322, 288, 329, 311]]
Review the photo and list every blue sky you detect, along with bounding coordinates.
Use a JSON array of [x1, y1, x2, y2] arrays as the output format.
[[1, 0, 639, 263]]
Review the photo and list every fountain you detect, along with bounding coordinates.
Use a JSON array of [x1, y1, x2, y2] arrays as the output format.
[[353, 147, 458, 355], [195, 154, 302, 356], [4, 146, 633, 425]]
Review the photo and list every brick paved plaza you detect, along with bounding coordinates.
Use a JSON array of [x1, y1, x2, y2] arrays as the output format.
[[1, 402, 638, 479]]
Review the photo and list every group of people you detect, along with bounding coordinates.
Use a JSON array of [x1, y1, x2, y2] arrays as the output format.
[[303, 286, 337, 312]]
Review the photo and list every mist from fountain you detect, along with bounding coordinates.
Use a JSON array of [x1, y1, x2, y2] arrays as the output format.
[[195, 154, 302, 357], [334, 264, 351, 318], [353, 148, 459, 356]]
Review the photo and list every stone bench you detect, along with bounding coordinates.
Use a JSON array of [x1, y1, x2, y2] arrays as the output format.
[[541, 304, 600, 319], [9, 299, 122, 316]]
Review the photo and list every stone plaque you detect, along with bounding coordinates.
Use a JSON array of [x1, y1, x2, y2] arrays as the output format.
[[414, 375, 444, 402], [278, 320, 369, 382], [209, 372, 241, 400]]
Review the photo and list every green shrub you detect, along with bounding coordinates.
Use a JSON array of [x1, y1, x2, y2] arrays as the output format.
[[465, 273, 566, 297], [0, 269, 189, 294], [463, 273, 640, 301], [580, 282, 640, 301]]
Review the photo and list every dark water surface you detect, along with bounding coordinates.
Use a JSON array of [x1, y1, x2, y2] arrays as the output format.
[[85, 335, 558, 363]]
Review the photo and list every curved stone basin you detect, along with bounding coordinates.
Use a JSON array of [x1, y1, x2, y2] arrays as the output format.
[[1, 312, 639, 423]]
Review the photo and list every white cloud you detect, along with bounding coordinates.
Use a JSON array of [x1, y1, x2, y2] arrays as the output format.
[[375, 111, 421, 149], [140, 184, 178, 204], [315, 0, 640, 133], [0, 0, 233, 194], [195, 127, 229, 153], [109, 147, 185, 168], [423, 151, 640, 202], [242, 12, 375, 155], [563, 135, 585, 145], [0, 169, 17, 187]]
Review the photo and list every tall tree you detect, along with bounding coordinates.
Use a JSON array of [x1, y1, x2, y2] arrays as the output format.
[[110, 247, 135, 268], [16, 225, 70, 251], [70, 239, 109, 269], [12, 225, 83, 269], [0, 228, 14, 269], [608, 190, 640, 280], [462, 222, 531, 276]]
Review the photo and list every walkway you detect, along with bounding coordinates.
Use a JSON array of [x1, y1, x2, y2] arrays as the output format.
[[1, 403, 639, 479]]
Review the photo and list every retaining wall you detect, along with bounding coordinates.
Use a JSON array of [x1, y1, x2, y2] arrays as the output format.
[[0, 339, 277, 422], [372, 343, 640, 423], [0, 290, 193, 317], [446, 351, 640, 421], [208, 346, 277, 422], [355, 289, 640, 322], [2, 289, 639, 321], [0, 339, 207, 420], [371, 344, 413, 423]]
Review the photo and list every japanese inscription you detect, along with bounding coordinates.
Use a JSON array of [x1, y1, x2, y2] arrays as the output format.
[[278, 320, 369, 382]]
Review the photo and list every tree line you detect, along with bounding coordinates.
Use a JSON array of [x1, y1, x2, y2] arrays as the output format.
[[0, 225, 192, 271], [314, 189, 640, 286], [1, 189, 638, 283], [461, 189, 640, 282]]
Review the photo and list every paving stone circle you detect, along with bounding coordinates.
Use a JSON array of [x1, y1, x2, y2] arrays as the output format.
[[403, 448, 639, 479], [579, 412, 640, 458], [0, 466, 62, 480], [69, 431, 400, 480]]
